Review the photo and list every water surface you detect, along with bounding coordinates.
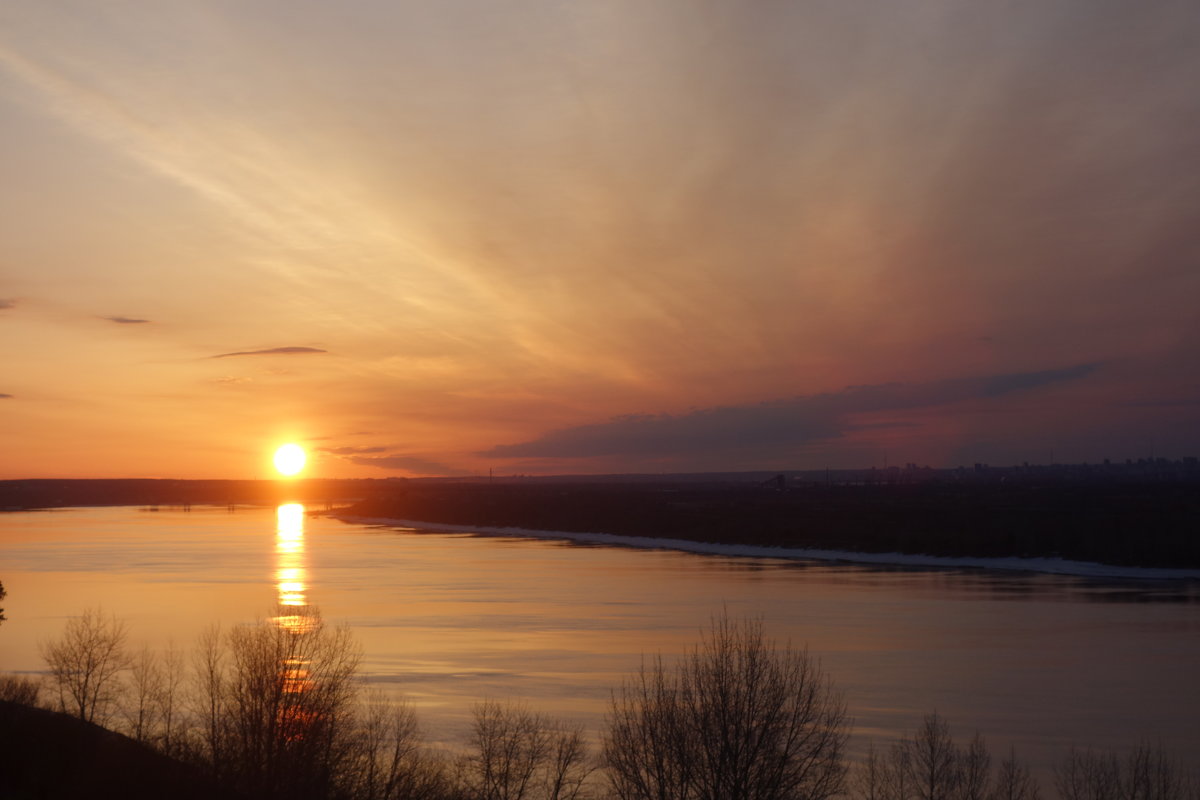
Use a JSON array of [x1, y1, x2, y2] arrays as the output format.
[[1, 505, 1196, 773]]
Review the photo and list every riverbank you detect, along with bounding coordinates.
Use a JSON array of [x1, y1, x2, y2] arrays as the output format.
[[337, 514, 1200, 581], [339, 481, 1200, 573]]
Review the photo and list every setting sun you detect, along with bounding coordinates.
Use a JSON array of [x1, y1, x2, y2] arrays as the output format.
[[273, 443, 307, 477]]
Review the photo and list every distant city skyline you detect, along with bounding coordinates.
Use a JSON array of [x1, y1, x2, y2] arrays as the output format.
[[2, 1, 1198, 479]]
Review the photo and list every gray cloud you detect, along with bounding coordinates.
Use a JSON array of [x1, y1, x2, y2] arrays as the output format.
[[210, 346, 327, 358], [319, 445, 389, 455], [104, 315, 150, 324], [1122, 397, 1200, 408], [0, 393, 12, 399], [483, 364, 1099, 460], [348, 454, 467, 476], [981, 364, 1098, 397], [0, 299, 14, 310]]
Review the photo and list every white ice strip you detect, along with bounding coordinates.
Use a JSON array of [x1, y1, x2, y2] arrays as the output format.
[[337, 516, 1200, 581]]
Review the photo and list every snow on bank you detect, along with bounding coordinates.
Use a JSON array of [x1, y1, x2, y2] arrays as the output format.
[[336, 516, 1200, 581]]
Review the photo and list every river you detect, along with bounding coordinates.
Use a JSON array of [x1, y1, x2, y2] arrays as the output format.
[[1, 504, 1196, 776]]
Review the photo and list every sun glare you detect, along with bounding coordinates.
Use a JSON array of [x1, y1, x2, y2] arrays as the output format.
[[273, 443, 307, 477]]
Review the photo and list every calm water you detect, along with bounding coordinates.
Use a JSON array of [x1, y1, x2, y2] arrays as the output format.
[[1, 505, 1197, 773]]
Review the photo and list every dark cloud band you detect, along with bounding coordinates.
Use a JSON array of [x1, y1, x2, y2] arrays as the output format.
[[483, 363, 1100, 459], [318, 445, 389, 456], [348, 454, 466, 476]]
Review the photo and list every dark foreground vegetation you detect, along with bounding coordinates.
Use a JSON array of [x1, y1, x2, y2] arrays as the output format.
[[0, 698, 237, 799], [1, 609, 1196, 800], [345, 482, 1200, 569]]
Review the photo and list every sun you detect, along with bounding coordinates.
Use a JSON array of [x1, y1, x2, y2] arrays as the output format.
[[273, 443, 307, 477]]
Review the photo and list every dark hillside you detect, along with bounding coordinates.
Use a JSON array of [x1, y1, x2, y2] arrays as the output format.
[[0, 700, 238, 800]]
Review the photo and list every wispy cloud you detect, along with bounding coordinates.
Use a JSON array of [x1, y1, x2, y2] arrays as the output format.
[[210, 346, 327, 359], [0, 299, 14, 310], [104, 315, 150, 324], [318, 445, 389, 456], [0, 393, 12, 399], [483, 364, 1100, 460]]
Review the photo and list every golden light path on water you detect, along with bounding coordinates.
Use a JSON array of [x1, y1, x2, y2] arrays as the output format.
[[274, 502, 315, 701], [275, 502, 308, 617]]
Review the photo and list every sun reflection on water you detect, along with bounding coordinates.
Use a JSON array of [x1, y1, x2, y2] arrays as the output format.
[[274, 503, 314, 634]]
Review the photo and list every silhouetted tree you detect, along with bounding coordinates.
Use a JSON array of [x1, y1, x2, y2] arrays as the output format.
[[959, 733, 991, 800], [0, 673, 40, 705], [0, 579, 6, 625], [990, 747, 1040, 800], [848, 715, 1043, 800], [905, 713, 964, 800], [122, 644, 165, 743], [1057, 744, 1194, 800], [219, 608, 361, 800], [1122, 742, 1192, 800], [851, 743, 889, 800], [604, 615, 849, 800], [462, 700, 594, 800], [345, 693, 455, 800], [1056, 748, 1122, 800], [40, 607, 131, 724], [191, 623, 229, 777]]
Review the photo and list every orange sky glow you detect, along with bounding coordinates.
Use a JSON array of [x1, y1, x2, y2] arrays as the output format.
[[1, 2, 1198, 479]]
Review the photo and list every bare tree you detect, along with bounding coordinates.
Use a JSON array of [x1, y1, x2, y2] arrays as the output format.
[[851, 743, 889, 800], [191, 623, 229, 773], [112, 639, 185, 752], [849, 736, 918, 800], [542, 721, 595, 800], [466, 700, 552, 800], [903, 713, 963, 800], [959, 733, 991, 800], [458, 700, 596, 800], [219, 607, 362, 800], [1057, 743, 1198, 800], [1123, 743, 1191, 800], [39, 607, 131, 724], [346, 693, 454, 800], [157, 639, 186, 755], [121, 644, 166, 742], [604, 615, 849, 800], [882, 739, 917, 800], [989, 748, 1040, 800], [0, 673, 40, 705], [850, 716, 1020, 800], [606, 653, 697, 800], [1056, 749, 1121, 800]]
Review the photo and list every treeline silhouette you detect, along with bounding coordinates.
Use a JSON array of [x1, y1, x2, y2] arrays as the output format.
[[346, 482, 1200, 569], [2, 610, 1196, 800]]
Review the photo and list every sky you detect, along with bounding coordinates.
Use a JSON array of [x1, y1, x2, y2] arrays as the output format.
[[1, 0, 1198, 480]]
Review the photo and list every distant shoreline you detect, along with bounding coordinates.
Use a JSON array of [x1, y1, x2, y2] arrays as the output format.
[[339, 481, 1200, 573], [335, 514, 1200, 581], [4, 477, 1199, 575]]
